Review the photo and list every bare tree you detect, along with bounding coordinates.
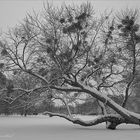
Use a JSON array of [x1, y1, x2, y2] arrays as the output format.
[[1, 2, 140, 130]]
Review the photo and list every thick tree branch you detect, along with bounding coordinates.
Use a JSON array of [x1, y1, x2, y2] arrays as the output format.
[[43, 111, 133, 127]]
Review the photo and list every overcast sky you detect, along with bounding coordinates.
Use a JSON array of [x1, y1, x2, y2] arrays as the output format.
[[0, 0, 140, 32]]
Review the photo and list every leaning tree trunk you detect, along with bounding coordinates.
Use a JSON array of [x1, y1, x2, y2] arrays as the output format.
[[82, 86, 140, 121], [81, 84, 140, 128]]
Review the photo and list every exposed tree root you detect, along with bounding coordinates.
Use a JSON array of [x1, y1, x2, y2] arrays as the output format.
[[106, 122, 119, 130]]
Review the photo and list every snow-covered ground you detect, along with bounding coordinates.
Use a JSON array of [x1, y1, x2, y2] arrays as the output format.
[[0, 115, 140, 140]]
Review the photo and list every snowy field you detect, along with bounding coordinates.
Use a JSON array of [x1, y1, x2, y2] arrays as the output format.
[[0, 115, 140, 140]]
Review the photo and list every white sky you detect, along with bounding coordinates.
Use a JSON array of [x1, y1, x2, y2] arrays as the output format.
[[0, 0, 140, 32]]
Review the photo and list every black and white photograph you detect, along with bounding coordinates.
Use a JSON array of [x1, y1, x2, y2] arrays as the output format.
[[0, 0, 140, 140]]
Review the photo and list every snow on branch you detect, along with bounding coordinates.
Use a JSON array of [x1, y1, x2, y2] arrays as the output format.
[[80, 83, 140, 122], [43, 111, 127, 127]]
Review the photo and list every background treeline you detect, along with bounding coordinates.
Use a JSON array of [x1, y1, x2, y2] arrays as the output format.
[[0, 90, 139, 116]]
